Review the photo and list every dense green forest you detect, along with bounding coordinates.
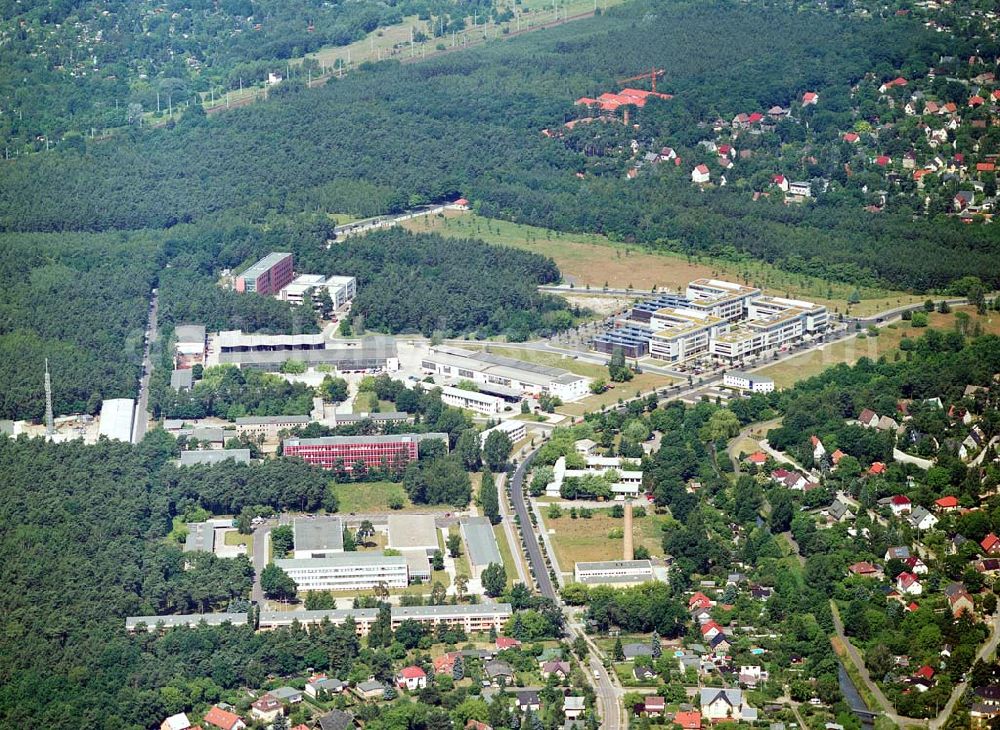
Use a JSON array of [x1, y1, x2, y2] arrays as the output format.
[[1, 0, 997, 289], [305, 229, 570, 338], [0, 231, 160, 419], [0, 0, 501, 150]]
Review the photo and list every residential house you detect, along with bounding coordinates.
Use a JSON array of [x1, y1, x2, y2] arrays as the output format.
[[269, 687, 302, 705], [485, 660, 515, 685], [541, 661, 571, 680], [802, 91, 819, 106], [306, 677, 345, 698], [466, 722, 494, 730], [859, 409, 880, 428], [885, 546, 911, 561], [739, 665, 769, 688], [934, 496, 959, 512], [700, 621, 724, 642], [848, 561, 881, 578], [831, 449, 845, 466], [496, 637, 521, 651], [908, 506, 939, 531], [826, 499, 854, 524], [433, 652, 461, 676], [623, 642, 655, 659], [700, 688, 756, 722], [982, 534, 1000, 555], [904, 556, 928, 575], [771, 174, 790, 192], [689, 592, 713, 610], [513, 690, 541, 713], [642, 696, 666, 717], [890, 494, 912, 516], [564, 697, 585, 720], [675, 710, 702, 729], [869, 462, 888, 477], [709, 633, 731, 654], [353, 680, 386, 701], [897, 572, 923, 595], [810, 435, 826, 460], [318, 710, 355, 730], [634, 665, 656, 681], [204, 707, 246, 730], [843, 132, 860, 143], [949, 589, 975, 617], [161, 714, 192, 730], [250, 696, 283, 724], [397, 666, 427, 691], [692, 165, 711, 184], [877, 415, 900, 432]]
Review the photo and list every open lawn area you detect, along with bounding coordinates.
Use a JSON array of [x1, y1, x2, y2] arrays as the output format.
[[404, 211, 919, 316], [331, 481, 415, 513], [223, 531, 252, 548], [558, 373, 675, 417], [493, 524, 520, 589], [542, 507, 667, 570], [757, 306, 1000, 388]]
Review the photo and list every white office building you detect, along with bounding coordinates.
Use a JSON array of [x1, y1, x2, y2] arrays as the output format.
[[747, 296, 828, 332], [648, 309, 725, 363], [574, 560, 655, 586], [479, 419, 527, 447], [440, 385, 506, 415], [723, 371, 775, 393], [278, 275, 357, 309], [685, 279, 761, 322], [275, 553, 409, 592], [421, 345, 590, 402]]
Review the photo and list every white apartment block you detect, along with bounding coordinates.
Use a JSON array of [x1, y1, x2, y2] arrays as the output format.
[[648, 308, 724, 363], [685, 279, 761, 322], [275, 554, 408, 592], [258, 604, 513, 635], [440, 385, 505, 415]]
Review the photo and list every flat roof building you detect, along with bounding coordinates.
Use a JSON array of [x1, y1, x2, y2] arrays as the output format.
[[170, 369, 194, 391], [631, 293, 691, 322], [574, 559, 655, 587], [276, 553, 409, 592], [723, 371, 775, 393], [258, 608, 380, 634], [440, 385, 506, 415], [479, 419, 527, 447], [460, 517, 503, 579], [126, 613, 248, 632], [213, 332, 398, 373], [236, 252, 294, 295], [388, 514, 439, 553], [236, 415, 311, 442], [648, 309, 724, 363], [184, 522, 215, 553], [258, 603, 513, 636], [293, 516, 344, 558], [685, 279, 760, 322], [421, 346, 589, 402], [593, 324, 654, 359], [99, 398, 135, 443], [284, 433, 447, 472], [178, 449, 251, 466], [279, 274, 357, 309]]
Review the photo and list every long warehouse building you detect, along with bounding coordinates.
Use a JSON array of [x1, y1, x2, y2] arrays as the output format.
[[421, 345, 590, 402]]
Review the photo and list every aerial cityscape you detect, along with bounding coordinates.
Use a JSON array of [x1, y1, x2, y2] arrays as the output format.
[[2, 0, 1000, 729]]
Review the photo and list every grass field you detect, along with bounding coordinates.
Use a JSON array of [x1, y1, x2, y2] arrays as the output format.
[[404, 211, 921, 316], [543, 508, 665, 569], [353, 391, 379, 413], [470, 345, 607, 378], [493, 524, 520, 588], [223, 531, 252, 549], [331, 481, 413, 513], [758, 306, 1000, 388], [559, 373, 675, 417]]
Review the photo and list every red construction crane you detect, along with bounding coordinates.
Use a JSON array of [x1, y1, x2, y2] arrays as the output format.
[[618, 68, 666, 93]]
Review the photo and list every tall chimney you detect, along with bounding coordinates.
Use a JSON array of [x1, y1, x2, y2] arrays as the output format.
[[623, 501, 634, 561]]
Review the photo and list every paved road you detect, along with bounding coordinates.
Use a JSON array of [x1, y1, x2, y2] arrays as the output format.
[[251, 514, 292, 604], [496, 472, 530, 585], [509, 447, 556, 598], [132, 288, 159, 443]]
